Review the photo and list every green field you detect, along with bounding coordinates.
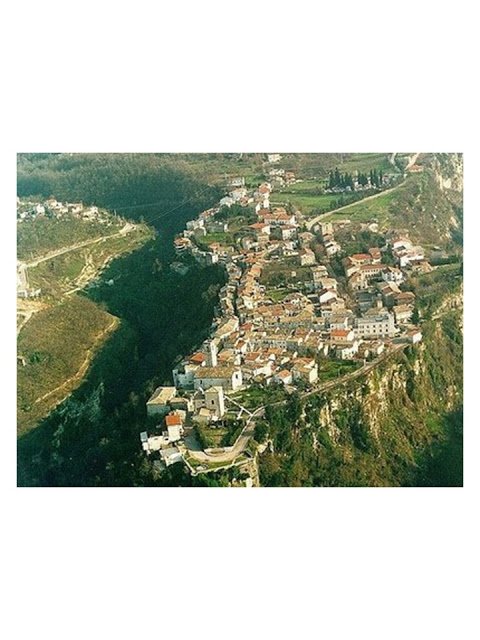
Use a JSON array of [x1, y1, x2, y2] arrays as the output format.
[[332, 153, 395, 175], [196, 231, 236, 248], [318, 359, 361, 382], [272, 152, 396, 178], [319, 186, 402, 225], [260, 262, 313, 287], [265, 287, 291, 302], [271, 188, 341, 215]]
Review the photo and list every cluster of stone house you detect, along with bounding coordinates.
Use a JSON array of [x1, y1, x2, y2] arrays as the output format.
[[17, 197, 106, 224], [266, 167, 296, 188], [314, 230, 430, 359], [387, 234, 427, 268], [317, 222, 342, 257], [143, 175, 430, 463]]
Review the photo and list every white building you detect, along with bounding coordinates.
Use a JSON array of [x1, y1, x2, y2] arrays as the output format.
[[336, 341, 360, 360], [220, 196, 235, 208], [299, 248, 316, 266], [408, 329, 423, 344], [273, 369, 293, 385], [354, 311, 396, 339], [267, 153, 282, 163], [146, 386, 177, 416], [165, 413, 184, 442], [292, 358, 318, 384], [325, 241, 341, 256], [318, 289, 337, 305], [160, 447, 183, 467], [382, 266, 404, 284]]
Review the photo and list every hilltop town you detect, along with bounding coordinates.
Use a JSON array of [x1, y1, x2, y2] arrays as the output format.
[[141, 159, 428, 478]]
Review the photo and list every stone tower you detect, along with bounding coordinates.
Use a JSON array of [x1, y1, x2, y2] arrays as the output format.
[[205, 339, 218, 367], [205, 386, 225, 419]]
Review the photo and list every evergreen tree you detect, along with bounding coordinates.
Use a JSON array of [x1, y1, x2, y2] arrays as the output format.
[[334, 167, 341, 187]]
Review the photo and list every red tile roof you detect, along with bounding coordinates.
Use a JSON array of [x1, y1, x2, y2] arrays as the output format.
[[165, 414, 182, 427], [189, 352, 206, 364], [351, 253, 372, 262], [330, 329, 351, 338]]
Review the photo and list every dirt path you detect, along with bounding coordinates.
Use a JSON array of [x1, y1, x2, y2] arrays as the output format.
[[25, 223, 137, 268], [33, 315, 119, 407], [405, 152, 421, 171], [305, 182, 405, 230], [64, 250, 115, 296], [17, 300, 46, 336], [17, 310, 35, 336]]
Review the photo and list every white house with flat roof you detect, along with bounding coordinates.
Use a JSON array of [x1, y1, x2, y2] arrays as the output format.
[[354, 311, 396, 339], [146, 386, 177, 416]]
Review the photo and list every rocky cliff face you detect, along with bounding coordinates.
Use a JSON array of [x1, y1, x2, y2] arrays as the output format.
[[430, 153, 463, 193], [308, 308, 463, 485], [260, 303, 463, 487]]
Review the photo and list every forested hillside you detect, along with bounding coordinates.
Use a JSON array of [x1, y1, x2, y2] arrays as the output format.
[[17, 153, 222, 232]]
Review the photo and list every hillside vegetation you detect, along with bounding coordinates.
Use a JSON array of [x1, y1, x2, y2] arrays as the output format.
[[18, 154, 226, 485], [26, 223, 153, 298], [17, 154, 222, 228], [17, 153, 462, 487], [17, 216, 122, 260], [17, 295, 118, 434], [256, 308, 463, 487]]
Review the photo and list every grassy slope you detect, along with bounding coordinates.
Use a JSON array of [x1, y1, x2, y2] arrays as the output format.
[[27, 224, 153, 298], [320, 184, 403, 224], [17, 216, 123, 260], [320, 169, 462, 248], [17, 295, 118, 435], [17, 217, 154, 434], [273, 153, 395, 178]]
